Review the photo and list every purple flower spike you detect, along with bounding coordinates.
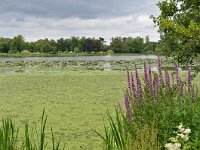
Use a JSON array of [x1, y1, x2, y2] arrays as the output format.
[[152, 83, 157, 105], [126, 67, 132, 94], [135, 64, 142, 99], [131, 72, 138, 102], [148, 62, 153, 92], [154, 73, 159, 90], [180, 80, 184, 96], [124, 95, 132, 122], [175, 64, 180, 85]]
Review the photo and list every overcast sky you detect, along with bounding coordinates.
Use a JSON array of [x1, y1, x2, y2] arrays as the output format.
[[0, 0, 161, 43]]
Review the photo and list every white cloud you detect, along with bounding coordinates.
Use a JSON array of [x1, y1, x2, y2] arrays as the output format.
[[0, 0, 160, 43]]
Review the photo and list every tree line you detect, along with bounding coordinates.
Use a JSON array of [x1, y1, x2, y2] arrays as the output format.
[[0, 35, 157, 54]]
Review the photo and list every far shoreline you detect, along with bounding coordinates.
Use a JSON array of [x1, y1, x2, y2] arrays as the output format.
[[0, 52, 157, 58]]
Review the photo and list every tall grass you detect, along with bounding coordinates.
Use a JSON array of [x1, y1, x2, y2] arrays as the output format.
[[0, 109, 64, 150], [98, 56, 200, 149]]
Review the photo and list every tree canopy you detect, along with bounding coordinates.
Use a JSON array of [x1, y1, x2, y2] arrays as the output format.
[[0, 35, 156, 54], [152, 0, 200, 64]]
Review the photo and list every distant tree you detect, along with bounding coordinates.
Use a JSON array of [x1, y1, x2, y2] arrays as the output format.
[[99, 37, 106, 52], [57, 38, 66, 52], [85, 38, 94, 52], [110, 37, 123, 53], [78, 37, 86, 52], [70, 36, 79, 52], [10, 35, 25, 53], [0, 38, 11, 53], [123, 37, 134, 53], [152, 0, 200, 64], [144, 36, 154, 53], [29, 42, 37, 53], [131, 37, 144, 53]]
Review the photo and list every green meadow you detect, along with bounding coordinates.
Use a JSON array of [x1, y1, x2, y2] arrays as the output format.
[[0, 71, 127, 149]]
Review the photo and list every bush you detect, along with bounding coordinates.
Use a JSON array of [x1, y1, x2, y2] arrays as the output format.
[[21, 50, 31, 54], [107, 50, 114, 55], [97, 56, 200, 149]]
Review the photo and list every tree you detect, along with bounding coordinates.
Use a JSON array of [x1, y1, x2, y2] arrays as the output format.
[[0, 38, 11, 53], [152, 0, 200, 64], [29, 42, 37, 53], [144, 36, 154, 53], [10, 35, 25, 53], [131, 37, 144, 53], [110, 37, 123, 53], [57, 38, 66, 52], [85, 38, 94, 52]]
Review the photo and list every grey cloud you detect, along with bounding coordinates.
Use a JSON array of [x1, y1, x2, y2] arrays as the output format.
[[0, 0, 161, 42], [0, 0, 159, 19]]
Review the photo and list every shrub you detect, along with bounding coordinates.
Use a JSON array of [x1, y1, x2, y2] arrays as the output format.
[[97, 56, 200, 149]]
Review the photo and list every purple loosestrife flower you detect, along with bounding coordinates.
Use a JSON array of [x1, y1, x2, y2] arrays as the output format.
[[157, 56, 163, 85], [126, 67, 132, 94], [135, 64, 142, 99], [131, 72, 138, 102], [148, 61, 153, 92], [175, 64, 180, 86], [124, 95, 132, 122], [165, 70, 170, 91], [153, 73, 159, 90], [180, 80, 184, 96]]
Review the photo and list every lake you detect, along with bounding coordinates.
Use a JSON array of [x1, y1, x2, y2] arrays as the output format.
[[0, 55, 159, 62]]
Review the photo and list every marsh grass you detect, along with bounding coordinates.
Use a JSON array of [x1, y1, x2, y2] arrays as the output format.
[[0, 109, 64, 150]]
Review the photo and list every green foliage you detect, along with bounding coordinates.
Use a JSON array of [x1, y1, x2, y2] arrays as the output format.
[[110, 37, 146, 54], [0, 38, 11, 53], [0, 35, 157, 55], [0, 118, 19, 150], [0, 109, 64, 150], [98, 58, 200, 149], [110, 37, 123, 53], [10, 35, 25, 53], [107, 49, 114, 55], [152, 0, 200, 64]]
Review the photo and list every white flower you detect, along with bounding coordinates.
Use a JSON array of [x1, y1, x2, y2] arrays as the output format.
[[174, 143, 181, 150], [182, 134, 189, 141], [184, 128, 191, 135], [177, 133, 189, 141], [165, 143, 174, 149], [179, 127, 185, 133], [165, 143, 181, 150], [169, 137, 178, 143], [177, 133, 184, 139], [177, 122, 183, 130]]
